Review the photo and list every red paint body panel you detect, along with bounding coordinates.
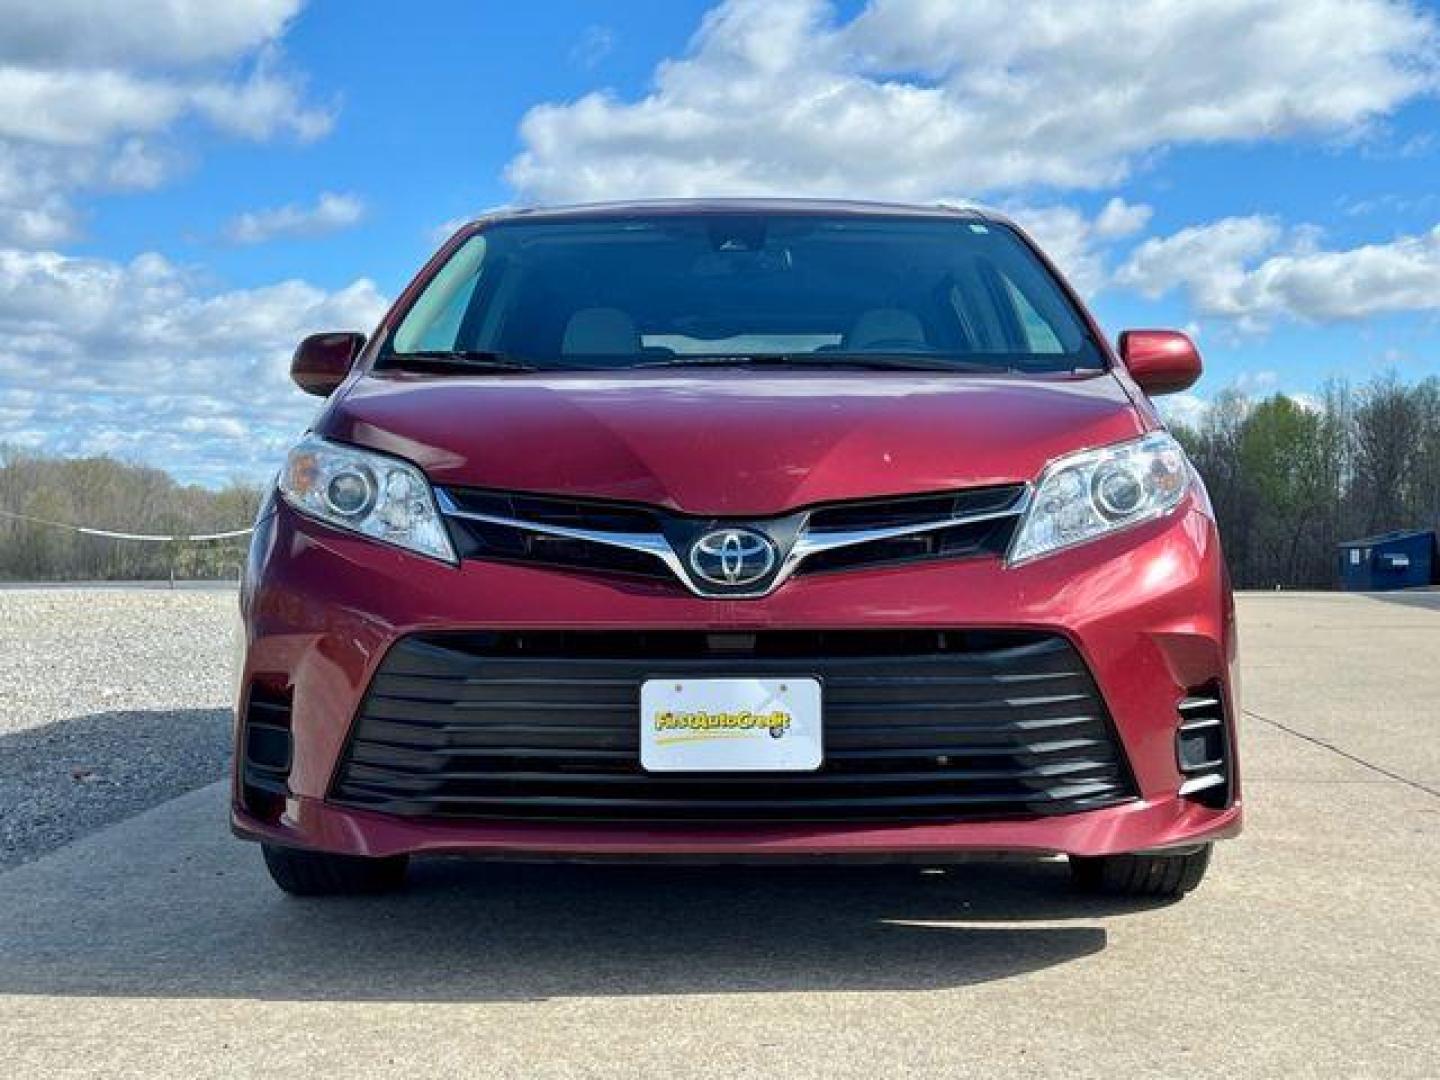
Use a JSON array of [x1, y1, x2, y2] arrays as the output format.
[[232, 200, 1240, 864], [1119, 329, 1204, 396], [322, 371, 1142, 514], [243, 790, 1237, 861]]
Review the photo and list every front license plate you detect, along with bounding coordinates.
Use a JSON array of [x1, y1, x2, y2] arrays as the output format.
[[640, 677, 822, 773]]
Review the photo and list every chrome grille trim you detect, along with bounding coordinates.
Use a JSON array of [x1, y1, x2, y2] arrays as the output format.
[[1178, 773, 1226, 796], [434, 486, 1030, 598]]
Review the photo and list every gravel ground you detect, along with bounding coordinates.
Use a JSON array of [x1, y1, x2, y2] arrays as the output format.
[[0, 587, 237, 868]]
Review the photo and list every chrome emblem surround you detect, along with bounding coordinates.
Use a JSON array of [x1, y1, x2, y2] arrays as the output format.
[[687, 527, 778, 587]]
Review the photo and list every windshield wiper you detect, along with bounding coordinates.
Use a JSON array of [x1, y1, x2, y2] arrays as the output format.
[[385, 349, 541, 374], [634, 353, 1014, 373]]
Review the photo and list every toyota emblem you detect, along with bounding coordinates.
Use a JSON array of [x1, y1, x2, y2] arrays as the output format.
[[688, 528, 778, 587]]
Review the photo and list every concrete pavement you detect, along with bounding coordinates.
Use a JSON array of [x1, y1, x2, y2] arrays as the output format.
[[1, 593, 1436, 1078]]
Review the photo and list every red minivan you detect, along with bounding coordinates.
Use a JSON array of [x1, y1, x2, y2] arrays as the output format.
[[233, 200, 1240, 898]]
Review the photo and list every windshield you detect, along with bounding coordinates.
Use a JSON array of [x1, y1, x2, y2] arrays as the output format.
[[383, 213, 1104, 374]]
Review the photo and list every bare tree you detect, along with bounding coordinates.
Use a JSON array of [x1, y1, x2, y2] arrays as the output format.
[[1351, 373, 1424, 534], [0, 447, 262, 581], [1173, 373, 1439, 588]]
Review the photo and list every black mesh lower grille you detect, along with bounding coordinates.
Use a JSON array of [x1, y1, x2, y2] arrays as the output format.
[[330, 630, 1136, 823]]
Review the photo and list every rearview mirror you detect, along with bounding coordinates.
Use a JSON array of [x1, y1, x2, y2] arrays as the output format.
[[291, 332, 366, 397], [1117, 330, 1202, 396]]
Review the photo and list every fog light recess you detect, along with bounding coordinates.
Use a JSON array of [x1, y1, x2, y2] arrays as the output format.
[[241, 681, 293, 822], [1175, 684, 1231, 809]]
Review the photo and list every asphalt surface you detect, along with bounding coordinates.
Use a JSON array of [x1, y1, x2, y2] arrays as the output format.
[[0, 588, 1437, 1078]]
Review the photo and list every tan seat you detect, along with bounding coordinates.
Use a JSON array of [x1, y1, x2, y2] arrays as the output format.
[[844, 307, 927, 351], [562, 307, 639, 355]]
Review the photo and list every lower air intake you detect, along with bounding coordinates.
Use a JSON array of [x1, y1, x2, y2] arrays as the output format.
[[1176, 684, 1231, 809], [241, 682, 292, 821], [330, 630, 1138, 824]]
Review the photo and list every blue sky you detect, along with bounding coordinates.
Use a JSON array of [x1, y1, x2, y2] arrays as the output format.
[[3, 0, 1440, 485]]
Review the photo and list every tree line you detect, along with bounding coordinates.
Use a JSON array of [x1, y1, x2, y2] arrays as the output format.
[[4, 373, 1440, 586], [0, 447, 262, 581], [1173, 373, 1440, 589]]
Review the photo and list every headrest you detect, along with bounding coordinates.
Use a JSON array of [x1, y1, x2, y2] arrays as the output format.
[[845, 307, 926, 350], [562, 307, 639, 355]]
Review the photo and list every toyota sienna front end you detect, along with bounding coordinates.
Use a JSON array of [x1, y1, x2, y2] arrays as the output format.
[[233, 199, 1240, 899]]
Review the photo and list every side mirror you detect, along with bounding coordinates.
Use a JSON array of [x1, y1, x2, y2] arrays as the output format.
[[1117, 329, 1202, 395], [291, 332, 366, 397]]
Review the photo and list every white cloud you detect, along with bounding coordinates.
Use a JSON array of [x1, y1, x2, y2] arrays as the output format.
[[0, 68, 183, 145], [1093, 197, 1153, 240], [993, 198, 1152, 298], [570, 25, 616, 69], [0, 2, 348, 480], [0, 247, 387, 483], [1117, 217, 1440, 325], [179, 415, 252, 439], [428, 205, 516, 245], [1241, 229, 1440, 321], [506, 0, 1437, 204], [0, 0, 301, 67], [1339, 192, 1440, 218], [1115, 216, 1284, 316], [104, 138, 173, 190], [190, 48, 335, 143], [0, 1, 332, 248], [0, 144, 92, 245], [225, 191, 366, 245], [0, 139, 176, 247], [0, 53, 331, 149], [430, 217, 472, 245], [0, 196, 76, 248], [1157, 392, 1210, 430], [1233, 369, 1279, 394]]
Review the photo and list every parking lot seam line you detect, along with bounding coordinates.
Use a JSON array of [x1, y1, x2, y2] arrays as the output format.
[[1243, 709, 1440, 800]]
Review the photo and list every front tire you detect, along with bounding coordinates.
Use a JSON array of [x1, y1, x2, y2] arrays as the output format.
[[261, 843, 409, 896], [1069, 843, 1211, 899]]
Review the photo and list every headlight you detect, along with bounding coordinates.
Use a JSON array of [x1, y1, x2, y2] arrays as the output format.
[[1007, 432, 1190, 565], [279, 435, 456, 563]]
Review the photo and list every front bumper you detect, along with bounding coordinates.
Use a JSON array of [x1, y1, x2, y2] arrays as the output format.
[[232, 496, 1241, 860]]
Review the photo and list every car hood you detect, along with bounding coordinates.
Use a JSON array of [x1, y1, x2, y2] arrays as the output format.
[[321, 370, 1146, 515]]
